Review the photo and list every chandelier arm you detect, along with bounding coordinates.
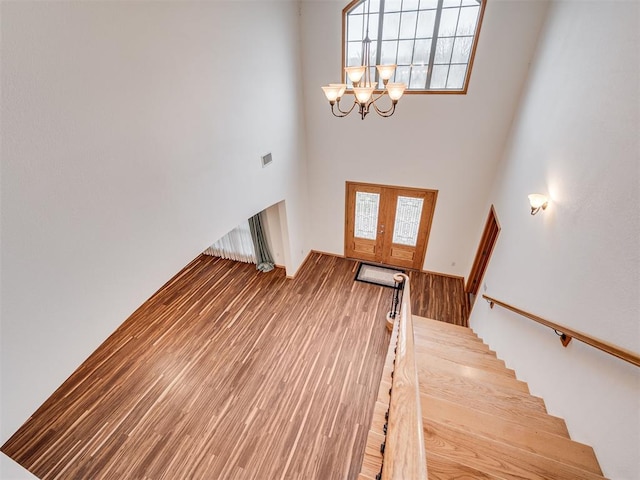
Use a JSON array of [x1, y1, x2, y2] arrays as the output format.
[[333, 99, 357, 117], [370, 90, 387, 103], [371, 97, 397, 117]]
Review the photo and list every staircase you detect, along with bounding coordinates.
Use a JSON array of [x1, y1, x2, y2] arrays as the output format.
[[359, 315, 607, 480]]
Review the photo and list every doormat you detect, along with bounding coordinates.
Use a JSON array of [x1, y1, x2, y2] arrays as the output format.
[[355, 263, 405, 289]]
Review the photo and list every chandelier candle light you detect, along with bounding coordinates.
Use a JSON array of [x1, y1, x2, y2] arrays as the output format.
[[321, 0, 407, 119]]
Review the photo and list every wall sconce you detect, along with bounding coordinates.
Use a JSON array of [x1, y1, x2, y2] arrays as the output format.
[[528, 194, 549, 215]]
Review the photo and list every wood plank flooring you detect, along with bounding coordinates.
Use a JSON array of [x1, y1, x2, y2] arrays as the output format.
[[2, 254, 382, 479], [406, 270, 469, 327], [2, 252, 468, 480]]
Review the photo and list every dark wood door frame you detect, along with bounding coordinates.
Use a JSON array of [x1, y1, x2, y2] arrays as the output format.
[[466, 205, 500, 295]]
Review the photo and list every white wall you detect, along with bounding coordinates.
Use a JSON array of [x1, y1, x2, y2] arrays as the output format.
[[469, 1, 640, 478], [300, 0, 549, 277], [0, 2, 309, 477]]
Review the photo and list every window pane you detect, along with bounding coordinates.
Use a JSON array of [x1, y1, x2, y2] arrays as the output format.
[[347, 41, 362, 66], [385, 0, 403, 12], [434, 37, 454, 63], [451, 36, 473, 63], [438, 8, 460, 37], [430, 64, 449, 88], [348, 15, 364, 41], [404, 0, 420, 10], [382, 12, 401, 40], [420, 0, 439, 9], [380, 40, 398, 64], [366, 13, 380, 38], [397, 40, 414, 64], [399, 11, 418, 39], [354, 192, 380, 240], [457, 6, 480, 35], [351, 3, 365, 14], [395, 65, 412, 84], [416, 10, 436, 38], [447, 64, 467, 89], [409, 67, 427, 88], [369, 41, 379, 65], [343, 0, 485, 92], [392, 196, 424, 246], [413, 38, 432, 64]]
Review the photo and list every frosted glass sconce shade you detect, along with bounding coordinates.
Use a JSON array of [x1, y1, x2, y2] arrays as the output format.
[[528, 194, 549, 215]]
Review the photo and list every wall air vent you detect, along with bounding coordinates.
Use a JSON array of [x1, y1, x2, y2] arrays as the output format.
[[261, 153, 273, 168]]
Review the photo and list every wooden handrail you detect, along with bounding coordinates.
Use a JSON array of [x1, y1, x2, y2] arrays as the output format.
[[483, 295, 640, 368], [383, 274, 428, 480]]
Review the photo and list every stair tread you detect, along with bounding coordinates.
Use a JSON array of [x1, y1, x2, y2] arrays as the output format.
[[361, 430, 384, 477], [413, 336, 500, 359], [413, 326, 485, 345], [414, 333, 496, 356], [409, 365, 547, 413], [422, 395, 603, 475], [415, 345, 515, 376], [359, 316, 605, 480], [420, 387, 568, 437], [358, 474, 375, 480], [413, 316, 477, 336], [427, 451, 504, 479], [424, 420, 607, 480], [412, 351, 529, 393], [369, 401, 389, 435], [384, 364, 536, 409]]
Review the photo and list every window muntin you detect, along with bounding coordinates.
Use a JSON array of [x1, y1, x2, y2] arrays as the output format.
[[344, 0, 485, 92]]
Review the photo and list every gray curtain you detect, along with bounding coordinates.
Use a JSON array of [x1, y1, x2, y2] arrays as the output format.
[[248, 212, 275, 272]]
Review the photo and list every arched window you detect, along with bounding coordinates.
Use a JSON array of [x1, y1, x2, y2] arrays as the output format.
[[343, 0, 485, 92]]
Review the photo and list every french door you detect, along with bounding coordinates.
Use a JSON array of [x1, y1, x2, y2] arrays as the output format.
[[345, 182, 438, 270]]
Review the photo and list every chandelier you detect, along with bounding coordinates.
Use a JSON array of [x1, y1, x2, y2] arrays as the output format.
[[321, 0, 407, 120]]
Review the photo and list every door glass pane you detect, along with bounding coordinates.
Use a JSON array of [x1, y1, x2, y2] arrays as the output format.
[[392, 196, 424, 246], [354, 192, 380, 240]]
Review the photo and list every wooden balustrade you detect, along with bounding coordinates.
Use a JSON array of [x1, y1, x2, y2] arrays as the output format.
[[382, 273, 428, 480], [483, 295, 640, 368]]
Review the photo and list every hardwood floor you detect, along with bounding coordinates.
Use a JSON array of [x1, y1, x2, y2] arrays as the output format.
[[2, 252, 468, 479], [407, 270, 469, 327]]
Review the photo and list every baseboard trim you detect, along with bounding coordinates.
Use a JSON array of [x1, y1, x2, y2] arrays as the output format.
[[421, 269, 465, 282], [311, 249, 345, 258], [286, 250, 315, 279], [300, 251, 466, 283]]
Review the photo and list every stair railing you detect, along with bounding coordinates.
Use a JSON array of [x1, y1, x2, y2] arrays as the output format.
[[380, 273, 428, 480], [386, 277, 404, 325], [483, 295, 640, 367]]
